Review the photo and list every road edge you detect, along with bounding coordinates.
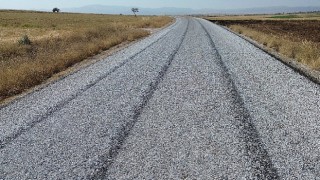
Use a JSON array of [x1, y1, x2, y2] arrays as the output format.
[[203, 19, 320, 85], [0, 18, 176, 108]]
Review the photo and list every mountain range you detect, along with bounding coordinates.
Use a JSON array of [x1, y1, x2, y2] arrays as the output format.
[[61, 5, 320, 15]]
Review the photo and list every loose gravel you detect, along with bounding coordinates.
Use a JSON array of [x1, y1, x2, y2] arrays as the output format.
[[0, 18, 179, 148], [1, 17, 319, 179], [106, 17, 279, 180], [0, 18, 187, 179], [200, 18, 320, 179], [106, 18, 252, 179]]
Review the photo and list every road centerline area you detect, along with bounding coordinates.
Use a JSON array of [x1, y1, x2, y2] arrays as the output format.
[[106, 18, 262, 179], [89, 19, 190, 179]]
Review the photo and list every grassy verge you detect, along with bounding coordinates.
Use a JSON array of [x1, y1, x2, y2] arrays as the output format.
[[0, 11, 172, 100], [205, 14, 320, 71], [229, 25, 320, 68]]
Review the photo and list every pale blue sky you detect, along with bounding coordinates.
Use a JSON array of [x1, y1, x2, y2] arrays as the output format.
[[1, 0, 320, 10]]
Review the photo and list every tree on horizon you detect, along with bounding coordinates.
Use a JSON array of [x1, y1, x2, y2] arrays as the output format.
[[131, 8, 139, 17], [52, 7, 60, 13]]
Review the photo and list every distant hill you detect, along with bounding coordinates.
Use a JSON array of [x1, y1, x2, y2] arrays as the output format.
[[63, 5, 193, 15], [61, 5, 320, 15]]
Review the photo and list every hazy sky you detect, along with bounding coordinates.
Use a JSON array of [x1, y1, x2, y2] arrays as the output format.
[[1, 0, 320, 10]]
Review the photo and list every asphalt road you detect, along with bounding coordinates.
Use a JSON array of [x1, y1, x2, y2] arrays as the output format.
[[1, 17, 319, 179]]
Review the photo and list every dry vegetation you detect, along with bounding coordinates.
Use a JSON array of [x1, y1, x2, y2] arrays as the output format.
[[205, 13, 320, 70], [0, 10, 172, 100], [206, 13, 320, 20]]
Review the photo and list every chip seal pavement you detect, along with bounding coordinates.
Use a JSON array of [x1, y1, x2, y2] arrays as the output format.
[[1, 17, 319, 179]]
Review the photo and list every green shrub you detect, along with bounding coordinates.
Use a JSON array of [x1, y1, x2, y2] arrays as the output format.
[[18, 35, 31, 45]]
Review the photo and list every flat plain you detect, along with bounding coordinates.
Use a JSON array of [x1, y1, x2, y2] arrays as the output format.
[[0, 10, 172, 101]]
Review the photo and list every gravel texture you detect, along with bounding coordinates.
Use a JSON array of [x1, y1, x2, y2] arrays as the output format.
[[0, 17, 319, 179], [0, 18, 179, 146], [106, 18, 279, 180], [0, 18, 187, 179], [199, 18, 320, 179], [107, 18, 252, 179]]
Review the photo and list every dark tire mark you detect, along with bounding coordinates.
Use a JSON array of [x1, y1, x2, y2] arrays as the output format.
[[197, 19, 279, 179], [88, 19, 191, 180], [0, 20, 180, 150]]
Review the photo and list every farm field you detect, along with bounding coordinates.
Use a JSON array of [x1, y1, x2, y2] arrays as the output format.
[[205, 13, 320, 20], [0, 10, 172, 101], [205, 13, 320, 70]]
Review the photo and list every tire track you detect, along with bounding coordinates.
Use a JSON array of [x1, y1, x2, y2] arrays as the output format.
[[197, 19, 279, 179], [0, 20, 180, 150], [89, 19, 190, 180]]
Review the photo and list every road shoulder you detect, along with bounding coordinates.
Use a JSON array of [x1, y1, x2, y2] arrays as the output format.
[[0, 20, 175, 108], [203, 19, 320, 85]]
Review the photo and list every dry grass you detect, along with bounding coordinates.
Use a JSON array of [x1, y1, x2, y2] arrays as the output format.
[[205, 13, 320, 21], [204, 13, 320, 71], [0, 10, 172, 100], [229, 25, 320, 69]]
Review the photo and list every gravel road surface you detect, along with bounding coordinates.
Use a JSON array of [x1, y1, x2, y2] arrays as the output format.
[[1, 17, 319, 179]]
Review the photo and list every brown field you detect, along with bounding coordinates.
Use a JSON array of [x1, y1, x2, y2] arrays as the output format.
[[0, 10, 172, 100], [205, 13, 320, 20], [205, 13, 320, 70]]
